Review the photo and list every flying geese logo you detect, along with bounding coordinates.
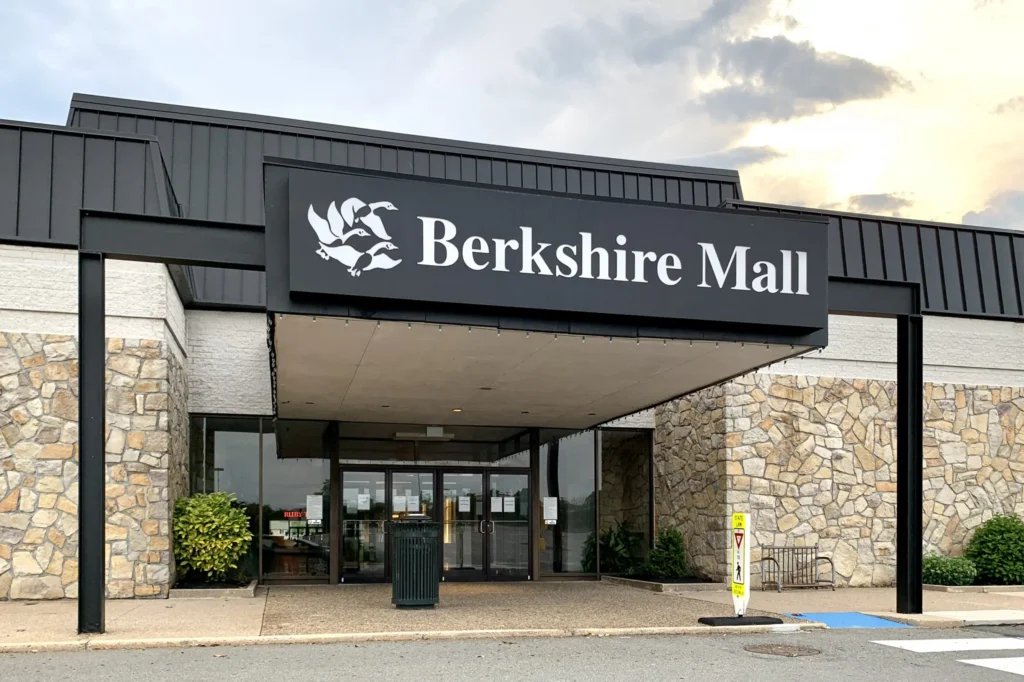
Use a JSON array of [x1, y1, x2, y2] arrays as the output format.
[[306, 198, 402, 277]]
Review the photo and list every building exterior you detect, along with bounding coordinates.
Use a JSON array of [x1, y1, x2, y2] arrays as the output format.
[[0, 95, 1020, 616]]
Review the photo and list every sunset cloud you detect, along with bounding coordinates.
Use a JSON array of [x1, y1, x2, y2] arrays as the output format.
[[0, 0, 1020, 229]]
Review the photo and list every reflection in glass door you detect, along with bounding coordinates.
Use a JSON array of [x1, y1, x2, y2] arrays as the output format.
[[341, 471, 386, 581], [488, 473, 530, 579], [441, 473, 485, 580]]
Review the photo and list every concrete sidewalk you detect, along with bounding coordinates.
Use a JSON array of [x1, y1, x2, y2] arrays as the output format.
[[11, 582, 1021, 652], [0, 582, 811, 652], [680, 586, 1024, 627], [0, 595, 266, 645]]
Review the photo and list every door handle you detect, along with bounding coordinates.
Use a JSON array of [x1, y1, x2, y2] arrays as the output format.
[[479, 519, 486, 534], [487, 520, 495, 534]]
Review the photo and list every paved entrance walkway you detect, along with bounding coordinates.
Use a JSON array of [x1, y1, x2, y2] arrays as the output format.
[[0, 582, 792, 651], [260, 582, 783, 635]]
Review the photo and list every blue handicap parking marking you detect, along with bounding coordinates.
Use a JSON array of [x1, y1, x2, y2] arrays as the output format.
[[785, 612, 913, 629]]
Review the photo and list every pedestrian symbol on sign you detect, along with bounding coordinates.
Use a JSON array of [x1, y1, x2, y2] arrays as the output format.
[[733, 530, 745, 584]]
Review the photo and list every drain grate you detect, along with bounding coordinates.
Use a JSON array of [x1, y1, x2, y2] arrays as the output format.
[[744, 644, 821, 657]]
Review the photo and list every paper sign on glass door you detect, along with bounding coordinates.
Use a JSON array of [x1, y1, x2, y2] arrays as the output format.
[[458, 496, 471, 512], [393, 495, 407, 513], [543, 497, 558, 525], [407, 495, 420, 512], [503, 497, 516, 513], [490, 497, 503, 513], [306, 494, 323, 522], [357, 493, 371, 511]]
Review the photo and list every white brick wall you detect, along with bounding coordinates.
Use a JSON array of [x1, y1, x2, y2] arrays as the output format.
[[764, 314, 1024, 386], [186, 310, 273, 416], [603, 410, 655, 429], [0, 245, 186, 362]]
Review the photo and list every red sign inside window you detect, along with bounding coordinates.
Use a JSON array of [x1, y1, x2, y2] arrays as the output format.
[[283, 511, 305, 519]]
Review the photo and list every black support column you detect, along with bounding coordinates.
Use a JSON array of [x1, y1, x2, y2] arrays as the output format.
[[896, 313, 924, 614], [78, 252, 106, 634], [326, 422, 341, 584], [529, 429, 540, 581]]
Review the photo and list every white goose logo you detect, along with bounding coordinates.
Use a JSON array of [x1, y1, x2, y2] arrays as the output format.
[[306, 198, 402, 277]]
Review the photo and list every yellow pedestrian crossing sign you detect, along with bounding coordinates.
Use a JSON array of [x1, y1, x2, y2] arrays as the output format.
[[731, 512, 750, 616]]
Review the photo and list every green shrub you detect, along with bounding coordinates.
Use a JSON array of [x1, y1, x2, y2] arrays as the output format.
[[965, 514, 1024, 585], [173, 493, 253, 581], [921, 553, 977, 586], [645, 528, 688, 580], [581, 521, 644, 574]]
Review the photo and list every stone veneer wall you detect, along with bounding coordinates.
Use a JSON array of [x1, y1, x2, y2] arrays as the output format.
[[653, 384, 728, 579], [0, 331, 188, 599], [599, 431, 651, 554], [655, 373, 1024, 587]]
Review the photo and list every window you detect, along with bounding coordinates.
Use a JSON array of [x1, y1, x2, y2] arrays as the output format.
[[262, 420, 331, 579], [188, 416, 261, 579], [539, 430, 596, 573], [599, 429, 652, 561]]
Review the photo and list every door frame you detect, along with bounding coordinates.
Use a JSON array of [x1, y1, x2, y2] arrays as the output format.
[[481, 469, 532, 582], [338, 465, 532, 583], [439, 469, 488, 583], [439, 468, 532, 582]]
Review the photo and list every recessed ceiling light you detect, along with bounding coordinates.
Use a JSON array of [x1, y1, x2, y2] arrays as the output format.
[[521, 411, 530, 414], [479, 387, 493, 391], [452, 408, 462, 413], [588, 412, 597, 416], [381, 405, 390, 408]]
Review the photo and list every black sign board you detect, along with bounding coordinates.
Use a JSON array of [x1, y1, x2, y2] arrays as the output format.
[[286, 168, 827, 329]]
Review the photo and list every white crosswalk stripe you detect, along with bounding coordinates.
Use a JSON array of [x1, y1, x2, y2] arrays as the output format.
[[961, 657, 1024, 675], [874, 637, 1024, 653], [874, 637, 1024, 676]]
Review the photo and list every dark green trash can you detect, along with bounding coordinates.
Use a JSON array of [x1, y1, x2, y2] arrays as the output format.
[[390, 517, 440, 608]]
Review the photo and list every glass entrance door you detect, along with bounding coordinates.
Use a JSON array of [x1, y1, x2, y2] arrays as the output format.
[[343, 468, 529, 582], [488, 473, 530, 579], [441, 473, 486, 580], [341, 471, 386, 581], [441, 471, 530, 581]]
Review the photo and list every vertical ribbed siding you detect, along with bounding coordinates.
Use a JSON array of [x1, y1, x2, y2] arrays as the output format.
[[726, 201, 1024, 320], [0, 122, 169, 245], [71, 106, 743, 308], [78, 115, 744, 221]]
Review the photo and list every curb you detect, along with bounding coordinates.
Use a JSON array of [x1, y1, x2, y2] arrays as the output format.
[[168, 579, 259, 600], [0, 641, 89, 654], [0, 622, 826, 653], [601, 576, 728, 593], [923, 584, 1024, 594], [963, 618, 1024, 626], [861, 610, 1024, 628]]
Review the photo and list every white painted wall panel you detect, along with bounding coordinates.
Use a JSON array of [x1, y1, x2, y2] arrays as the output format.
[[764, 314, 1024, 386], [0, 245, 186, 361], [186, 310, 272, 416]]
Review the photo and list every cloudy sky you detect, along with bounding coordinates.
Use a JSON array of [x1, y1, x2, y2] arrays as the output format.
[[1, 0, 1021, 228]]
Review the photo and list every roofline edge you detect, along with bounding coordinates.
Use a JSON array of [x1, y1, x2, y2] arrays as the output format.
[[68, 93, 743, 184]]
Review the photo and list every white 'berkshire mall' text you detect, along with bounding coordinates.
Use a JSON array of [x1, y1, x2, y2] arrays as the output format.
[[417, 217, 809, 295]]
